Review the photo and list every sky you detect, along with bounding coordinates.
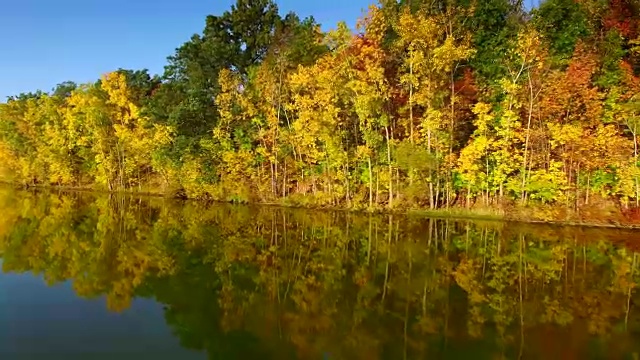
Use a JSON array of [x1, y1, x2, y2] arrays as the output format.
[[0, 0, 372, 100]]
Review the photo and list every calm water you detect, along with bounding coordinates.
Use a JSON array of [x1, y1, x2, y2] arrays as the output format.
[[1, 188, 640, 359]]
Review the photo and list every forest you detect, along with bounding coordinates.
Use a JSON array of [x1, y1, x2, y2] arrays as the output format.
[[1, 0, 640, 223]]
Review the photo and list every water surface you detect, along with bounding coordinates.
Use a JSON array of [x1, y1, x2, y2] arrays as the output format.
[[1, 188, 639, 359]]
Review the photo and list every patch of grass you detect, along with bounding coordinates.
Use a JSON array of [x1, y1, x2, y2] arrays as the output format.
[[407, 207, 505, 221]]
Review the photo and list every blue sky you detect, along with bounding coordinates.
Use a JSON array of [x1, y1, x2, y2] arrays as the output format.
[[0, 0, 372, 99]]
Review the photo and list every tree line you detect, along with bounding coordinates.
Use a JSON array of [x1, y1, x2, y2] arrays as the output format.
[[1, 0, 640, 218]]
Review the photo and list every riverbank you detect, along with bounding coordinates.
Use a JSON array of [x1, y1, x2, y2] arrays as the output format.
[[7, 183, 169, 199], [407, 205, 640, 230], [6, 182, 640, 230]]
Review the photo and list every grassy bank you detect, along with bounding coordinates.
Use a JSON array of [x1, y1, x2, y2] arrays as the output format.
[[7, 182, 640, 230]]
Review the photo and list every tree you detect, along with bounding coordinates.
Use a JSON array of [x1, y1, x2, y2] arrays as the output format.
[[148, 0, 282, 151], [347, 6, 392, 208], [394, 5, 475, 207], [532, 0, 591, 62]]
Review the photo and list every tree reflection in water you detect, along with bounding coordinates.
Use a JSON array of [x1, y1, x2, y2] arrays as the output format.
[[1, 187, 639, 359]]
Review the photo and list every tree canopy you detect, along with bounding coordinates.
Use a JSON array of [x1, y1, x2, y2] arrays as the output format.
[[2, 0, 640, 222]]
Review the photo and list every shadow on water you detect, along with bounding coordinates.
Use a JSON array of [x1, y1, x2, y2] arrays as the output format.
[[1, 186, 640, 359]]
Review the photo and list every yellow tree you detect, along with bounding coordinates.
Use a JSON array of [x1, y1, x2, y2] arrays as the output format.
[[348, 5, 392, 208], [0, 97, 43, 184], [509, 29, 549, 203], [62, 84, 113, 188], [494, 29, 550, 201], [457, 102, 493, 206], [459, 29, 550, 204], [101, 71, 174, 190], [0, 101, 26, 183], [605, 64, 640, 206], [211, 68, 259, 201], [287, 38, 351, 204], [38, 94, 79, 185], [394, 6, 474, 207], [60, 74, 173, 191]]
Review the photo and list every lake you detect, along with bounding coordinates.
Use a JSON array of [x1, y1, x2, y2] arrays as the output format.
[[0, 187, 639, 359]]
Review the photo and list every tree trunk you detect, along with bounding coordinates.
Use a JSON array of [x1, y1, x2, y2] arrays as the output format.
[[408, 62, 415, 187], [634, 132, 639, 207], [368, 157, 373, 209], [385, 126, 393, 208], [345, 164, 351, 207], [429, 182, 434, 209], [435, 177, 441, 209], [271, 162, 276, 195], [274, 157, 278, 197], [585, 172, 590, 205], [410, 61, 414, 144], [376, 168, 380, 205], [282, 158, 287, 198], [575, 165, 580, 211], [449, 66, 457, 210], [521, 74, 534, 205], [396, 167, 400, 207]]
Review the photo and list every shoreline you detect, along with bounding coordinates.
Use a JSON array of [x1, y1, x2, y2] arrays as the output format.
[[6, 182, 640, 230]]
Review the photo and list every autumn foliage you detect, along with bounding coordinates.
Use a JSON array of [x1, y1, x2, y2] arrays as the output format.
[[1, 0, 640, 223]]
